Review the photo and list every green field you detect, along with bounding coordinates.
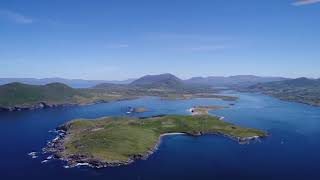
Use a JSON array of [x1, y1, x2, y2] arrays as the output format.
[[55, 115, 267, 166]]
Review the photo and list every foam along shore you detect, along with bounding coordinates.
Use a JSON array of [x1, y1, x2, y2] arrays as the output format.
[[0, 97, 136, 112], [160, 132, 186, 137], [28, 152, 38, 159], [44, 115, 267, 168]]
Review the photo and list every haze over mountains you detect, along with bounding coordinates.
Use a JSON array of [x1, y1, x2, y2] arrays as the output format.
[[1, 74, 290, 88], [0, 73, 218, 110], [185, 75, 289, 87], [251, 77, 320, 88], [94, 73, 204, 94], [1, 73, 320, 110], [0, 78, 136, 88]]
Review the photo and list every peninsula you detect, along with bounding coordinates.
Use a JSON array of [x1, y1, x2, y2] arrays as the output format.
[[245, 77, 320, 106], [46, 115, 267, 168]]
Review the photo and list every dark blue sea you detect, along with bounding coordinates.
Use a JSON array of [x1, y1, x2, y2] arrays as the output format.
[[1, 92, 320, 179]]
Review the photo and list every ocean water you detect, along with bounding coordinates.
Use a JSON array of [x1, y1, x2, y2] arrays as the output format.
[[1, 92, 320, 179]]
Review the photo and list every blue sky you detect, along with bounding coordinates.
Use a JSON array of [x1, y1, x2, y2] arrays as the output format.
[[0, 0, 319, 80]]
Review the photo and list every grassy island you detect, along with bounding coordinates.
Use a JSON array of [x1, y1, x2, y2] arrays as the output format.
[[48, 115, 267, 168], [190, 105, 228, 115]]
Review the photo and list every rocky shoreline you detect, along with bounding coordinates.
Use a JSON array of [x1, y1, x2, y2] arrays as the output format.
[[44, 128, 162, 168], [0, 102, 78, 112], [0, 98, 136, 112], [44, 127, 265, 169]]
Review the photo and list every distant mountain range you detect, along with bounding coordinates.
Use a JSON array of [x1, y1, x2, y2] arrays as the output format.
[[0, 73, 219, 110], [246, 77, 320, 106], [95, 74, 289, 89], [93, 74, 236, 101], [184, 75, 289, 87], [94, 73, 191, 92], [0, 78, 136, 88], [2, 74, 319, 109], [251, 77, 320, 88], [0, 75, 290, 89], [249, 77, 320, 91]]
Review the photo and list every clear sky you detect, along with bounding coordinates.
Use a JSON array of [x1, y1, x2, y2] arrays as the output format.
[[0, 0, 319, 80]]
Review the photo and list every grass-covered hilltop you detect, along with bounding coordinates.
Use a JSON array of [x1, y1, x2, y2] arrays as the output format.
[[246, 77, 320, 106], [47, 115, 267, 168], [0, 82, 136, 111], [0, 74, 237, 111]]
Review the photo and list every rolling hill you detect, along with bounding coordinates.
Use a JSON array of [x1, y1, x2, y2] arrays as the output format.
[[0, 82, 132, 110], [0, 82, 82, 108], [185, 75, 288, 87], [0, 78, 135, 88], [246, 77, 320, 106]]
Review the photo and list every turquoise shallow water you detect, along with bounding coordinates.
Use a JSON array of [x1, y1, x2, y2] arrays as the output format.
[[1, 92, 320, 179]]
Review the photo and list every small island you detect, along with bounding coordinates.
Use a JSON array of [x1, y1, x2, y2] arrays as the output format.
[[127, 107, 148, 113], [190, 105, 227, 116], [45, 115, 267, 168]]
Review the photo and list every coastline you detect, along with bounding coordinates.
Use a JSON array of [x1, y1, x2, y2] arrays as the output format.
[[0, 94, 238, 112], [240, 91, 320, 107], [0, 97, 138, 112], [189, 105, 227, 118], [44, 128, 265, 169]]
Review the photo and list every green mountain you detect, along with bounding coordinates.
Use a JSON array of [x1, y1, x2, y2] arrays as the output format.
[[129, 73, 184, 89], [185, 75, 288, 87], [0, 78, 135, 88], [0, 82, 84, 108], [0, 82, 140, 111], [93, 73, 217, 96], [251, 77, 320, 88], [247, 77, 320, 106], [93, 83, 128, 90]]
